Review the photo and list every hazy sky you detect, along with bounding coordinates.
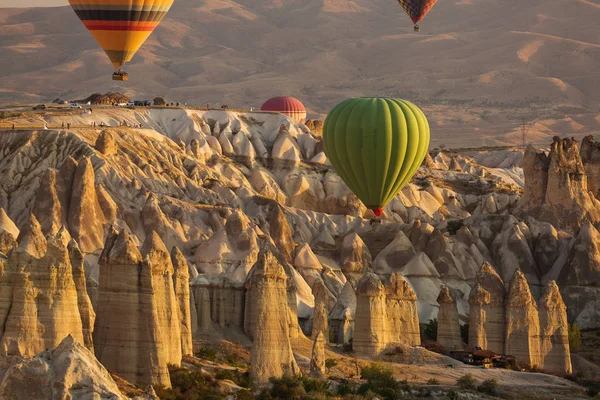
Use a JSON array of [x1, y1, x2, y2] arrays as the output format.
[[1, 0, 68, 6]]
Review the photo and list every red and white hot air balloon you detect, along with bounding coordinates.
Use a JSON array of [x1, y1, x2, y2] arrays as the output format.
[[261, 96, 307, 123]]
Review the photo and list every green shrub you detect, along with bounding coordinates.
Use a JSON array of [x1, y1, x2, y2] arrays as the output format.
[[225, 354, 238, 367], [195, 347, 217, 361], [325, 359, 338, 370], [456, 374, 476, 390], [569, 323, 581, 352], [261, 375, 306, 400], [447, 390, 459, 400], [258, 376, 331, 399], [447, 220, 465, 235], [477, 378, 499, 396], [155, 364, 220, 400], [359, 363, 399, 400], [427, 378, 440, 385], [235, 389, 254, 400], [215, 369, 235, 381], [424, 319, 438, 341]]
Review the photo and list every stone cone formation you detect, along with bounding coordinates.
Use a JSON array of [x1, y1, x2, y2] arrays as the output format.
[[353, 271, 420, 355], [171, 246, 193, 356], [32, 157, 108, 253], [249, 249, 300, 383], [353, 272, 387, 355], [329, 282, 356, 344], [516, 138, 600, 231], [580, 135, 600, 199], [93, 229, 184, 388], [467, 264, 572, 374], [68, 239, 96, 352], [505, 269, 542, 368], [436, 285, 463, 350], [340, 232, 371, 283], [384, 272, 420, 346], [539, 281, 572, 375], [0, 215, 91, 357], [311, 301, 329, 342], [558, 222, 600, 327], [0, 335, 125, 400], [310, 331, 326, 378], [468, 262, 506, 354]]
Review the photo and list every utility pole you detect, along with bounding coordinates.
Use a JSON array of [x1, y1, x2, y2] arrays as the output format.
[[521, 117, 530, 147]]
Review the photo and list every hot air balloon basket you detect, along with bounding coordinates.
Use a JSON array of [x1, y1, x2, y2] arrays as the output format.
[[112, 72, 129, 81]]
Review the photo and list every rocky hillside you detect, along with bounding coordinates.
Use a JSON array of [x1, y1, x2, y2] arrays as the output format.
[[0, 108, 598, 396]]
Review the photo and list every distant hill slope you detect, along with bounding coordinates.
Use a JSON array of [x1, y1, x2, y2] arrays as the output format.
[[1, 0, 599, 146]]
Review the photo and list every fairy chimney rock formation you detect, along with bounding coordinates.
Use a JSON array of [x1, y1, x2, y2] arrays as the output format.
[[539, 281, 572, 375], [505, 269, 542, 368], [436, 286, 463, 350], [68, 157, 107, 253], [141, 232, 182, 366], [517, 138, 600, 230], [385, 272, 420, 346], [329, 282, 356, 344], [0, 207, 19, 239], [268, 205, 294, 263], [468, 284, 491, 351], [93, 230, 173, 388], [310, 331, 327, 378], [340, 232, 372, 276], [353, 271, 387, 355], [580, 135, 600, 199], [171, 246, 193, 356], [469, 262, 506, 353], [559, 222, 600, 287], [0, 216, 88, 357], [311, 301, 329, 342], [249, 250, 300, 383], [68, 239, 96, 351]]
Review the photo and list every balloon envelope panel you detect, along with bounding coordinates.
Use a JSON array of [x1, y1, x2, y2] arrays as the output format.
[[396, 0, 438, 24], [69, 0, 175, 68], [323, 98, 430, 214], [261, 96, 307, 123]]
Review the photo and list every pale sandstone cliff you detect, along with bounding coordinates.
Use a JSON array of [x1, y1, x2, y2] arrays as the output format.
[[516, 138, 600, 231], [0, 216, 87, 357], [171, 246, 193, 356], [248, 250, 300, 383], [310, 331, 326, 378], [505, 269, 542, 368], [539, 281, 572, 375], [353, 272, 387, 355], [436, 285, 463, 350], [468, 262, 506, 354], [0, 335, 126, 400], [93, 230, 177, 388], [385, 272, 420, 347]]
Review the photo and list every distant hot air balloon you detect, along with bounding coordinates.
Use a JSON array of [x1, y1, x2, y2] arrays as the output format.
[[395, 0, 438, 32], [261, 97, 307, 123], [68, 0, 175, 80], [323, 98, 430, 217]]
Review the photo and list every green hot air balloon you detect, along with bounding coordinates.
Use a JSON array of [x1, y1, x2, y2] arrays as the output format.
[[323, 98, 430, 217]]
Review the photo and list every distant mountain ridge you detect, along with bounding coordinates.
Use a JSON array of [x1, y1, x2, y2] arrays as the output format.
[[1, 0, 599, 146]]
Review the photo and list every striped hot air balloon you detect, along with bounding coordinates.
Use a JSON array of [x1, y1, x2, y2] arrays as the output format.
[[395, 0, 438, 31], [261, 97, 307, 123], [69, 0, 175, 80]]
